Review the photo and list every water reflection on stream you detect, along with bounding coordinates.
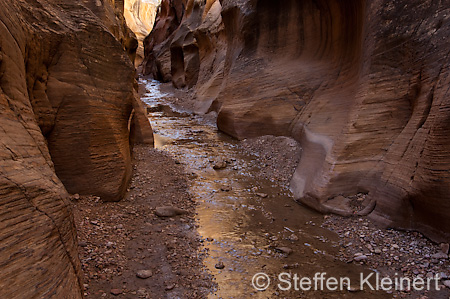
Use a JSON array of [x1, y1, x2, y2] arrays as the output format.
[[141, 79, 389, 298]]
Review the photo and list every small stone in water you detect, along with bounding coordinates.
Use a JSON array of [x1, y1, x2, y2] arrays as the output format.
[[213, 161, 227, 169], [275, 247, 293, 255], [215, 262, 225, 269]]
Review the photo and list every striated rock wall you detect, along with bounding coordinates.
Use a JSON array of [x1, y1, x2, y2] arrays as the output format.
[[124, 0, 161, 65], [0, 0, 152, 297], [142, 0, 187, 79], [125, 0, 160, 40], [144, 0, 450, 242]]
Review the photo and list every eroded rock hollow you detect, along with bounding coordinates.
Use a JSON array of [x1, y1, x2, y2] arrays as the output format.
[[144, 0, 450, 242], [0, 0, 152, 297]]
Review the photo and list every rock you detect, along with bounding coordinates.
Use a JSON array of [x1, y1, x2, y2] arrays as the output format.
[[220, 186, 232, 192], [73, 194, 80, 200], [283, 263, 299, 269], [42, 3, 148, 202], [155, 206, 188, 217], [440, 243, 449, 255], [130, 92, 155, 146], [256, 193, 268, 198], [431, 252, 448, 259], [322, 196, 353, 217], [0, 0, 144, 297], [137, 288, 147, 296], [421, 262, 430, 268], [213, 161, 227, 170], [136, 270, 153, 279], [165, 284, 175, 291], [374, 248, 382, 254], [275, 247, 293, 255], [215, 262, 225, 269], [287, 234, 299, 241], [111, 289, 123, 296], [443, 280, 450, 289], [354, 255, 368, 262]]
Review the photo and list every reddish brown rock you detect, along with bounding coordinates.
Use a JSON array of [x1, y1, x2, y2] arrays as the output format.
[[144, 0, 450, 242], [124, 0, 160, 65], [142, 0, 187, 81], [0, 0, 151, 298], [130, 90, 155, 146]]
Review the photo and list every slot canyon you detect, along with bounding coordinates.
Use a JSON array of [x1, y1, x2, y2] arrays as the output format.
[[0, 0, 449, 298]]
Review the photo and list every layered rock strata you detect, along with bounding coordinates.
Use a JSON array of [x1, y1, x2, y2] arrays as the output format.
[[0, 0, 151, 297], [124, 0, 161, 65], [144, 0, 450, 242]]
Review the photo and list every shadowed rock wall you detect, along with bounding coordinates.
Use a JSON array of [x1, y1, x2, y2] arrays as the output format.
[[144, 0, 450, 242], [0, 0, 152, 297]]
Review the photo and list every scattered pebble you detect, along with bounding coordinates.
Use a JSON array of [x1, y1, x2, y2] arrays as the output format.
[[354, 255, 368, 262], [165, 284, 175, 291], [155, 206, 187, 217], [136, 270, 153, 279], [110, 289, 122, 296]]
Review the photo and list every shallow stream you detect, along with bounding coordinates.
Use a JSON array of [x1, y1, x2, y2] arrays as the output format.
[[141, 78, 390, 299]]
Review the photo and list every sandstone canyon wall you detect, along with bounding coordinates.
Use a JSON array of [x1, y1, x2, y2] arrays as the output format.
[[144, 0, 450, 242], [0, 0, 152, 297], [124, 0, 161, 64], [125, 0, 160, 40]]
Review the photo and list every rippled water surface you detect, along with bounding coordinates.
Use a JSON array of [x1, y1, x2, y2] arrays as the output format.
[[141, 78, 390, 299]]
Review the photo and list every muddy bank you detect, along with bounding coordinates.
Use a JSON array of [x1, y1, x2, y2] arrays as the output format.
[[73, 145, 213, 298]]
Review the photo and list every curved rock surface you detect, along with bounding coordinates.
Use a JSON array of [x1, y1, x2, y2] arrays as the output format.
[[125, 0, 160, 40], [144, 0, 450, 242], [124, 0, 161, 64], [0, 0, 152, 297]]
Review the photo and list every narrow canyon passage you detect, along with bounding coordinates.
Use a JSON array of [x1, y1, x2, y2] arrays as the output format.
[[2, 0, 450, 298], [141, 78, 391, 298]]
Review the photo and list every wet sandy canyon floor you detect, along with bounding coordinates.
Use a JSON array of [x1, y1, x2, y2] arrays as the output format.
[[140, 79, 399, 299], [73, 78, 450, 299]]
